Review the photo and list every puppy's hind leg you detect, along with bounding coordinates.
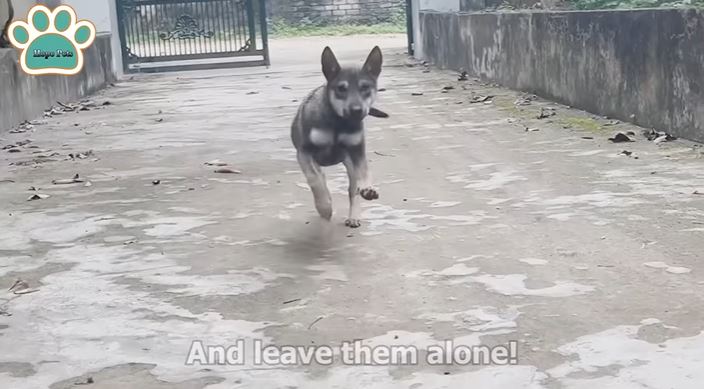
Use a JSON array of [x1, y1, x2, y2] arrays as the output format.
[[297, 152, 333, 220]]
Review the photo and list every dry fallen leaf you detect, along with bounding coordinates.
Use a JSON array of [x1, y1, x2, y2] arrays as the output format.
[[8, 279, 29, 293], [69, 150, 94, 160], [470, 95, 494, 104], [27, 193, 50, 201], [214, 168, 241, 174], [52, 174, 84, 185], [537, 107, 557, 119], [7, 279, 38, 294], [608, 133, 634, 143], [75, 377, 95, 386]]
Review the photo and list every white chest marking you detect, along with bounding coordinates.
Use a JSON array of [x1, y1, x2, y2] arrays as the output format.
[[339, 131, 364, 146], [310, 128, 334, 146]]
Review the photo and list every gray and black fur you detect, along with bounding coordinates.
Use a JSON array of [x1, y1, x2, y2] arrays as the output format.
[[291, 46, 385, 228]]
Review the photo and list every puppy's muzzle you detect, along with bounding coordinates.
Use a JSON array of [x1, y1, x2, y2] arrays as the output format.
[[347, 105, 367, 120]]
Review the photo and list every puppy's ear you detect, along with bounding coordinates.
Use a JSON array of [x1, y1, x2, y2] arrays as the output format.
[[362, 46, 383, 79], [321, 46, 341, 82]]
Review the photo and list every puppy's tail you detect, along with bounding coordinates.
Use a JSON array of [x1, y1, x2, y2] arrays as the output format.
[[369, 107, 389, 119]]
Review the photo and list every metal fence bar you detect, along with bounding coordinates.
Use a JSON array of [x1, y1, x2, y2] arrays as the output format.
[[226, 0, 237, 52], [217, 0, 224, 53]]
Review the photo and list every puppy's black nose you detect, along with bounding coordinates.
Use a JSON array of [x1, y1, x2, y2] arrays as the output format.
[[349, 106, 364, 119]]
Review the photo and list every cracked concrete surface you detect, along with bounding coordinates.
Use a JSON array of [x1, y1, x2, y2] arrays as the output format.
[[1, 35, 704, 388]]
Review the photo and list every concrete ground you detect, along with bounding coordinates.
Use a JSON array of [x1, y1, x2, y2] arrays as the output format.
[[2, 34, 704, 389]]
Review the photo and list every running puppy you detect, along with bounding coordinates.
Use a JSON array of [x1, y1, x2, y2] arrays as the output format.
[[291, 46, 385, 228]]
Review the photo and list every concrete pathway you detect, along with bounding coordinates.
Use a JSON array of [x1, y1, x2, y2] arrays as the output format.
[[1, 34, 704, 389]]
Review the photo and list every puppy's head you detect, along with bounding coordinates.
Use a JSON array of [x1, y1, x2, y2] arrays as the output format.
[[321, 46, 383, 121]]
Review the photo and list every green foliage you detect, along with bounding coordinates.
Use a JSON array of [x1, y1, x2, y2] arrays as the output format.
[[270, 21, 405, 37], [269, 8, 407, 37]]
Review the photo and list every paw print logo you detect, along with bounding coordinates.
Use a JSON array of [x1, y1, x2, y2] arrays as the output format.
[[8, 5, 96, 76]]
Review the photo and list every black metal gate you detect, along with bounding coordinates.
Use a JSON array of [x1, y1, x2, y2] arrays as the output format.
[[116, 0, 269, 73]]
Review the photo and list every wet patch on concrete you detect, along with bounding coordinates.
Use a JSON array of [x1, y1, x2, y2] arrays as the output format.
[[0, 362, 36, 378], [48, 363, 224, 389]]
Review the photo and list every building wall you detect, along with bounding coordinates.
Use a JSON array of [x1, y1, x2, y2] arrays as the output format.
[[0, 34, 116, 131], [269, 0, 405, 25], [5, 0, 122, 76], [418, 9, 704, 142], [62, 0, 111, 32], [412, 0, 458, 57], [59, 0, 123, 76]]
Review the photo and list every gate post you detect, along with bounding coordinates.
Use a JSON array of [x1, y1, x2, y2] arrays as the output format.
[[406, 0, 414, 56], [115, 0, 131, 73], [246, 0, 257, 51], [259, 0, 270, 66]]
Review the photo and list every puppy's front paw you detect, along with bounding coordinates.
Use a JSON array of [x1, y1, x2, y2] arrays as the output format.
[[345, 218, 362, 228], [315, 200, 333, 220], [359, 187, 379, 201]]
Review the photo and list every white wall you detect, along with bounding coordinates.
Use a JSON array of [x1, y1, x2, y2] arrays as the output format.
[[413, 0, 459, 59], [61, 0, 110, 32], [419, 0, 459, 11], [60, 0, 123, 77]]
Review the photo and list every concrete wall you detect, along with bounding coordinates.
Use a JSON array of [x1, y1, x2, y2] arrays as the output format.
[[413, 0, 459, 57], [419, 9, 704, 142], [60, 0, 123, 77], [269, 0, 405, 25], [5, 0, 123, 77], [0, 34, 116, 132]]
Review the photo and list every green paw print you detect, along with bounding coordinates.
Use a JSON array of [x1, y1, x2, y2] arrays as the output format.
[[8, 5, 96, 75]]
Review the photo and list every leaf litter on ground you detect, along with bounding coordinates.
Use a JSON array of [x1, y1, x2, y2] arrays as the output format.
[[609, 132, 635, 143], [52, 174, 84, 185]]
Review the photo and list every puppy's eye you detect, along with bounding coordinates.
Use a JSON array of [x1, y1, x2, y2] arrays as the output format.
[[359, 84, 371, 92], [336, 84, 348, 93]]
